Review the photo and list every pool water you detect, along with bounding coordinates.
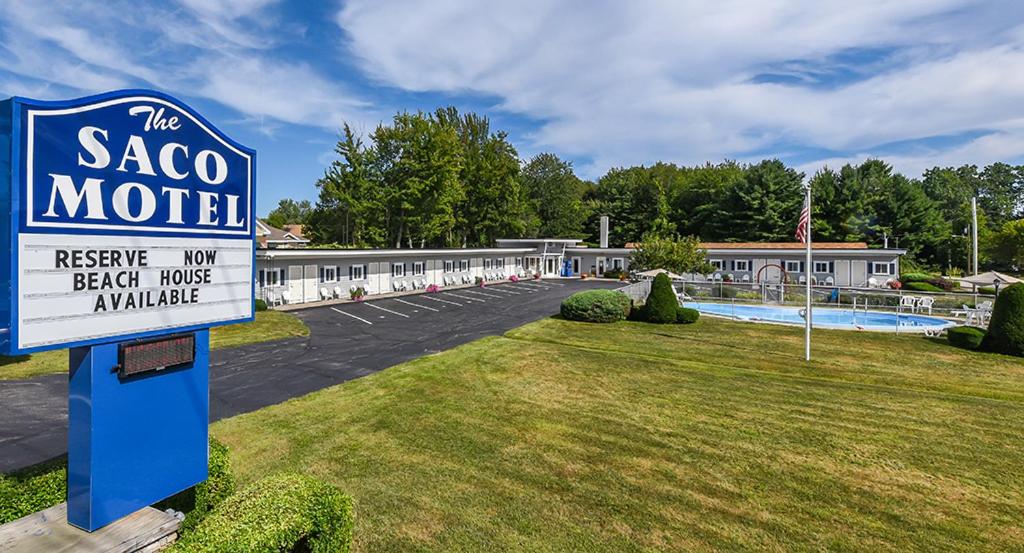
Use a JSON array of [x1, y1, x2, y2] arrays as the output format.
[[684, 302, 955, 332]]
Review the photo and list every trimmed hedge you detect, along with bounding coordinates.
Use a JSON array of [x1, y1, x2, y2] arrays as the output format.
[[676, 307, 700, 324], [900, 272, 933, 283], [640, 273, 678, 324], [0, 437, 232, 527], [981, 283, 1024, 356], [560, 290, 631, 323], [903, 282, 943, 293], [171, 473, 355, 553], [948, 326, 985, 350], [254, 299, 268, 312], [601, 268, 626, 280], [0, 456, 66, 524], [157, 437, 235, 533]]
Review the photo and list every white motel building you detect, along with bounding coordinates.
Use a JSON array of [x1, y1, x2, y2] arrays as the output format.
[[254, 218, 905, 306]]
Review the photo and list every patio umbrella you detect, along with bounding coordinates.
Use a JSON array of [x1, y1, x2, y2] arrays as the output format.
[[636, 268, 684, 280], [956, 271, 1022, 290]]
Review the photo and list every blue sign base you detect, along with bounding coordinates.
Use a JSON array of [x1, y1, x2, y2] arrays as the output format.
[[67, 330, 210, 532]]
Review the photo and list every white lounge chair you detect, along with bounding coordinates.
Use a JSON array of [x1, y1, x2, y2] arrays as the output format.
[[867, 277, 879, 288], [798, 275, 806, 284], [741, 274, 750, 282], [281, 290, 291, 304], [333, 286, 342, 298], [825, 276, 835, 286], [266, 290, 279, 307], [320, 287, 331, 300], [393, 281, 402, 292]]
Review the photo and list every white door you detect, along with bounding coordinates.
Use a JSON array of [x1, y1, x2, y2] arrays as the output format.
[[303, 264, 319, 302], [288, 266, 303, 302]]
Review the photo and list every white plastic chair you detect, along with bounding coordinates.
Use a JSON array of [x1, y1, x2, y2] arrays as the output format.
[[281, 290, 292, 304], [333, 286, 342, 298], [741, 274, 750, 282], [350, 284, 358, 293], [393, 281, 402, 292], [867, 277, 879, 288], [266, 290, 278, 307], [899, 295, 917, 313], [917, 296, 935, 315], [798, 275, 806, 284], [825, 276, 835, 286], [320, 287, 330, 300]]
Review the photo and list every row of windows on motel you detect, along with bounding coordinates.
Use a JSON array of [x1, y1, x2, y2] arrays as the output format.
[[258, 257, 521, 287], [709, 259, 896, 276]]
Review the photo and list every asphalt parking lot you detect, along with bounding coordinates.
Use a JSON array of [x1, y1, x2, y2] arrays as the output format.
[[0, 278, 618, 472]]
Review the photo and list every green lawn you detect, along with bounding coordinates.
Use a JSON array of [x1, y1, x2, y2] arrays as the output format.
[[0, 310, 308, 380], [212, 317, 1024, 552]]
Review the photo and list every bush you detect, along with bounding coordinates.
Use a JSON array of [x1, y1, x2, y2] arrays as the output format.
[[254, 299, 268, 312], [157, 437, 235, 534], [676, 307, 700, 324], [349, 287, 365, 300], [0, 457, 66, 524], [560, 290, 631, 323], [0, 437, 232, 527], [602, 268, 625, 280], [900, 272, 933, 283], [947, 326, 986, 350], [981, 283, 1024, 356], [640, 273, 678, 324], [904, 282, 943, 293], [171, 473, 355, 553]]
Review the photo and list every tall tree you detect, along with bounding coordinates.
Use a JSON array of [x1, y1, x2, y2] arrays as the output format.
[[520, 153, 588, 238], [710, 159, 804, 241], [307, 124, 385, 247], [265, 199, 312, 229]]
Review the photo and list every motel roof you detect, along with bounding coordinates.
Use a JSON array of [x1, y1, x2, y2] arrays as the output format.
[[621, 241, 905, 255], [257, 247, 535, 259]]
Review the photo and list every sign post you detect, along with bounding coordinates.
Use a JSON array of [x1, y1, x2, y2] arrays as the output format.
[[0, 90, 255, 531]]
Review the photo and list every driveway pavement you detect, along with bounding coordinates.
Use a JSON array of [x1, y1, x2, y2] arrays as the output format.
[[0, 279, 618, 473]]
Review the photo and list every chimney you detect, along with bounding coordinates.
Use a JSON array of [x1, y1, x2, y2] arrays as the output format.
[[599, 216, 609, 248]]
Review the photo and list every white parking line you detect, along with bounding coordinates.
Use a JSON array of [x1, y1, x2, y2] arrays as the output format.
[[331, 307, 373, 325], [393, 298, 439, 312], [517, 282, 549, 289], [423, 295, 462, 306], [462, 289, 503, 299], [364, 302, 411, 318], [445, 292, 484, 302], [486, 286, 521, 295]]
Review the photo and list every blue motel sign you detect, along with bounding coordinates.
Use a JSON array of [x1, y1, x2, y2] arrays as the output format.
[[0, 90, 255, 530]]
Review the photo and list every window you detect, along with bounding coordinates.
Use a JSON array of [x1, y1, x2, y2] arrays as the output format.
[[321, 266, 337, 282], [349, 264, 365, 280], [412, 261, 425, 276], [814, 261, 831, 273], [459, 259, 469, 272], [710, 259, 724, 270], [613, 258, 624, 270], [279, 268, 286, 283], [444, 260, 454, 273], [515, 257, 522, 268], [784, 260, 801, 273], [872, 262, 892, 275], [496, 258, 505, 269], [392, 262, 406, 278], [484, 258, 493, 270], [734, 260, 749, 271]]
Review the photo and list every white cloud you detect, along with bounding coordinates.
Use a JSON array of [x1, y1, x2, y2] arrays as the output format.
[[0, 0, 379, 134], [337, 0, 1024, 177]]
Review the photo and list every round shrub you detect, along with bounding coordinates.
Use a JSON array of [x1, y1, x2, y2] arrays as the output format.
[[254, 299, 268, 312], [981, 283, 1024, 357], [676, 307, 700, 324], [171, 473, 355, 553], [640, 273, 679, 324], [560, 290, 631, 323], [947, 326, 985, 350], [903, 282, 943, 293]]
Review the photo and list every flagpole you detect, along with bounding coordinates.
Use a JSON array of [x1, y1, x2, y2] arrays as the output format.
[[804, 182, 812, 362]]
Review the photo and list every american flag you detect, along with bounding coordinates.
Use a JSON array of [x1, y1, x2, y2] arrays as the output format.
[[795, 194, 810, 243]]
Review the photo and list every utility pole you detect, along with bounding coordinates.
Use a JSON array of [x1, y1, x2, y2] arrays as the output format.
[[971, 197, 979, 276]]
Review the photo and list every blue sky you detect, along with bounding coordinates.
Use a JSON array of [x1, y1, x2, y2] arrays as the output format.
[[3, 0, 1024, 216]]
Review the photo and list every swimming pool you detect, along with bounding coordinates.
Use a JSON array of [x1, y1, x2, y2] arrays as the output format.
[[683, 302, 956, 332]]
